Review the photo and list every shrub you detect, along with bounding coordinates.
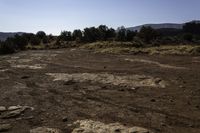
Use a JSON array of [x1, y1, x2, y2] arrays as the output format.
[[190, 46, 200, 55], [30, 36, 41, 45], [0, 41, 15, 55], [183, 33, 193, 42], [137, 26, 159, 44]]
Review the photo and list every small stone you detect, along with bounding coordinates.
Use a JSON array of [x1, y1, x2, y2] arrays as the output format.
[[8, 105, 22, 111], [21, 76, 30, 79], [131, 87, 139, 91], [151, 99, 156, 102], [63, 80, 76, 85], [170, 99, 174, 103], [129, 126, 150, 133], [67, 124, 72, 127], [30, 127, 62, 133], [119, 88, 125, 92], [0, 106, 6, 112], [161, 123, 166, 127], [179, 85, 184, 88], [62, 117, 68, 122], [155, 78, 162, 84], [131, 87, 136, 90], [114, 128, 121, 132], [0, 124, 11, 132]]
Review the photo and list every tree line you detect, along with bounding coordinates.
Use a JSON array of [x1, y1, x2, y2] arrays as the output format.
[[1, 22, 200, 54]]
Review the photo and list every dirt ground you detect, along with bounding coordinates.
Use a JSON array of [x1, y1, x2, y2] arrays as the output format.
[[0, 48, 200, 133]]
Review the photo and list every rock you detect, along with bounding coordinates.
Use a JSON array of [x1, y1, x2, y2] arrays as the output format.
[[129, 126, 150, 133], [1, 106, 34, 119], [62, 117, 68, 122], [0, 124, 11, 132], [131, 87, 139, 91], [150, 99, 156, 102], [63, 80, 76, 85], [8, 105, 22, 111], [179, 85, 184, 88], [161, 122, 166, 127], [119, 88, 125, 91], [21, 76, 30, 79], [0, 106, 6, 112], [1, 109, 23, 119], [72, 119, 153, 133], [30, 127, 62, 133], [155, 78, 162, 84]]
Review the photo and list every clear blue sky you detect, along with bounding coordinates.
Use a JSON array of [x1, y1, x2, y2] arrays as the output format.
[[0, 0, 200, 35]]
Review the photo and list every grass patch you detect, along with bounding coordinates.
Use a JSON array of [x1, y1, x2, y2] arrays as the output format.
[[81, 42, 200, 55]]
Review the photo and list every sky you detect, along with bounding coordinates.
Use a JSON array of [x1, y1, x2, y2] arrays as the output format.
[[0, 0, 200, 35]]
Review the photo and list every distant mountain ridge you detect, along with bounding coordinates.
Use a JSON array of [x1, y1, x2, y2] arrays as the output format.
[[127, 23, 184, 31], [0, 32, 24, 41], [126, 20, 200, 31]]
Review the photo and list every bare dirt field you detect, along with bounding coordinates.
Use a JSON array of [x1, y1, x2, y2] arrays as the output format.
[[0, 48, 200, 133]]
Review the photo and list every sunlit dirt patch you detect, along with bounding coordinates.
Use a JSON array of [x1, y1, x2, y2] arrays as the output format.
[[125, 58, 187, 69], [7, 59, 32, 64], [0, 67, 9, 72], [47, 73, 167, 88], [72, 119, 153, 133], [12, 64, 46, 69], [192, 57, 200, 63]]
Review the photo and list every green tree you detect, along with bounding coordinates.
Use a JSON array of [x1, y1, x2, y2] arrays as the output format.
[[11, 34, 28, 50], [138, 26, 159, 43], [183, 33, 193, 42], [126, 30, 137, 41], [106, 28, 116, 40], [83, 27, 99, 42], [72, 29, 82, 41], [98, 25, 108, 41], [30, 35, 41, 45], [59, 31, 72, 41], [36, 31, 46, 39], [0, 41, 15, 54], [116, 26, 126, 42], [183, 22, 200, 35]]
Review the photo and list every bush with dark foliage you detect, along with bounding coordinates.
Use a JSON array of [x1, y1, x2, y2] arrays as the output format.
[[0, 41, 15, 55]]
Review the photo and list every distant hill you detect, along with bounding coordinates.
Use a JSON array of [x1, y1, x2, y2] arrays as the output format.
[[127, 23, 184, 32], [0, 32, 24, 41], [126, 20, 200, 32]]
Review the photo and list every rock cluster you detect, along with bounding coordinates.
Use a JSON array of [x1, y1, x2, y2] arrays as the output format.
[[30, 127, 62, 133], [0, 105, 34, 132], [0, 105, 34, 119], [72, 119, 153, 133]]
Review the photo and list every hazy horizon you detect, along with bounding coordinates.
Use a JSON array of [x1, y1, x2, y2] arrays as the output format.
[[0, 0, 200, 35]]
